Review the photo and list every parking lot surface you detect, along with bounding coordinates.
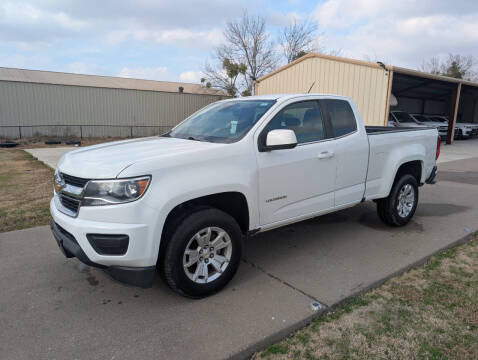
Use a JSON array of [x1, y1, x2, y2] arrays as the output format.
[[438, 139, 478, 163], [1, 156, 477, 360], [25, 147, 75, 169]]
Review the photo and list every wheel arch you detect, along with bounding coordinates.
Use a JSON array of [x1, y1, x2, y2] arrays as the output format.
[[158, 191, 250, 264], [393, 160, 423, 187]]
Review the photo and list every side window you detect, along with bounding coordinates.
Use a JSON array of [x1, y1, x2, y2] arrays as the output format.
[[264, 101, 326, 144], [326, 100, 357, 137]]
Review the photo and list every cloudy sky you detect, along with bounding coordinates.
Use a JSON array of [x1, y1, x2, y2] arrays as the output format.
[[1, 0, 477, 83]]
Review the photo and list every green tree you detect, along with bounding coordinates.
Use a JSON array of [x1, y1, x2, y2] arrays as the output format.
[[419, 54, 476, 81], [204, 11, 277, 96], [203, 59, 246, 97]]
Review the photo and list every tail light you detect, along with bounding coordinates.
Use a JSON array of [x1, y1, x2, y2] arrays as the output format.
[[436, 135, 441, 160]]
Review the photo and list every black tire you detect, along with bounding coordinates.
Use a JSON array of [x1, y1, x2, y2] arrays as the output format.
[[45, 139, 61, 145], [0, 141, 19, 148], [376, 174, 419, 227], [160, 207, 243, 298], [66, 140, 81, 146]]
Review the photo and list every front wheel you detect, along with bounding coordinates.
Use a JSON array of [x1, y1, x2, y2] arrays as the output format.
[[376, 174, 419, 227], [160, 208, 243, 298]]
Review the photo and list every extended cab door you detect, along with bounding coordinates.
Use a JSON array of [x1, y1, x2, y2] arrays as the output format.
[[321, 99, 368, 207], [256, 100, 337, 226]]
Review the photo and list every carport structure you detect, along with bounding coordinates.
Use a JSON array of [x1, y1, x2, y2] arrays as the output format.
[[255, 53, 478, 144], [390, 67, 478, 143]]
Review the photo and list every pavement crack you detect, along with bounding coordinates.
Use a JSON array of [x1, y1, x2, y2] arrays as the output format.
[[242, 258, 328, 307]]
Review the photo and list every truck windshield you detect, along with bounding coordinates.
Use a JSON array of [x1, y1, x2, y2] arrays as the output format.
[[394, 112, 415, 123], [166, 100, 276, 143]]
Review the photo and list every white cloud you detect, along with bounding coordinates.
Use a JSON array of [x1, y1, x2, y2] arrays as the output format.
[[0, 0, 237, 49], [179, 71, 204, 83], [118, 66, 174, 81], [268, 11, 302, 26], [122, 27, 225, 49], [66, 62, 101, 75], [313, 0, 478, 68], [1, 1, 87, 32]]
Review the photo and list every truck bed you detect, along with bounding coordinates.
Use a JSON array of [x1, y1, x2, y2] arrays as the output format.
[[364, 125, 438, 200], [365, 126, 434, 135]]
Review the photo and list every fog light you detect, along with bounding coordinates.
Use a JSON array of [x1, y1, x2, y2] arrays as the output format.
[[86, 234, 129, 255]]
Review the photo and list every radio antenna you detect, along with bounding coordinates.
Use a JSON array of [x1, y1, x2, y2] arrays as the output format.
[[307, 81, 315, 94]]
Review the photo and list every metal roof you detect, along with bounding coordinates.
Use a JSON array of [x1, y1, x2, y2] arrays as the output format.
[[256, 52, 478, 89], [0, 67, 227, 96], [257, 52, 389, 83]]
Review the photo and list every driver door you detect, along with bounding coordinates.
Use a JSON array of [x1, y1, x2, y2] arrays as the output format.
[[256, 100, 337, 227]]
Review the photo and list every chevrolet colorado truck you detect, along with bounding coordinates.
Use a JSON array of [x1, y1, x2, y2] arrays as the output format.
[[51, 94, 440, 298]]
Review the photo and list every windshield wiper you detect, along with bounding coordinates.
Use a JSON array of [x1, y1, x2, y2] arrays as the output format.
[[187, 136, 201, 141]]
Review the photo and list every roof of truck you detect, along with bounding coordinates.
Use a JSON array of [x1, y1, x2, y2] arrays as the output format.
[[226, 93, 351, 102]]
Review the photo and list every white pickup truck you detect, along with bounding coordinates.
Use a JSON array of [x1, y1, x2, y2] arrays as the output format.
[[51, 94, 440, 298]]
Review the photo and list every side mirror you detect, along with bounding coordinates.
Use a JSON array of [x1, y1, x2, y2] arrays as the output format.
[[261, 129, 297, 152]]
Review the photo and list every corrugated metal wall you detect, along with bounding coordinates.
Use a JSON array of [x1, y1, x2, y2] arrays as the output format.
[[0, 81, 223, 138], [256, 56, 391, 126]]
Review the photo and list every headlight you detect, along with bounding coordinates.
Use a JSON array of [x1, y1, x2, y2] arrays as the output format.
[[82, 176, 151, 206], [53, 168, 64, 193]]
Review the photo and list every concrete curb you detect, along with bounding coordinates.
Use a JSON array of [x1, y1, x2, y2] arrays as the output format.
[[228, 308, 327, 360], [228, 228, 477, 360]]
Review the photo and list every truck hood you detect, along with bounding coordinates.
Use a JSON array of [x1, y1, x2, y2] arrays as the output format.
[[58, 136, 219, 179]]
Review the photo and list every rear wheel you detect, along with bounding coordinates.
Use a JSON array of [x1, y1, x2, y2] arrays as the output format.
[[376, 174, 418, 227], [160, 208, 243, 298]]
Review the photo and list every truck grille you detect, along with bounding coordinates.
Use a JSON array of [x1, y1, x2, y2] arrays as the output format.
[[59, 194, 81, 214], [61, 173, 90, 188]]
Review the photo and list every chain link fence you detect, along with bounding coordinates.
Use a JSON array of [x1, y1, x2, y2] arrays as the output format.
[[0, 125, 173, 140]]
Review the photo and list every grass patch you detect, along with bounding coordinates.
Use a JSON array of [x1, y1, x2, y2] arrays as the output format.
[[254, 237, 478, 360], [261, 344, 289, 357], [0, 149, 54, 232]]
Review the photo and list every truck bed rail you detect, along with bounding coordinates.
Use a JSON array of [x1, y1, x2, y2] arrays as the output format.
[[365, 126, 436, 135]]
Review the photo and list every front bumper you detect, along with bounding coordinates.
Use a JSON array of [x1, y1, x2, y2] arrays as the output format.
[[51, 220, 156, 288], [50, 194, 163, 288]]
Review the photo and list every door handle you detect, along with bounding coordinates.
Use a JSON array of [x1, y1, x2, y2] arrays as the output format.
[[317, 151, 334, 159]]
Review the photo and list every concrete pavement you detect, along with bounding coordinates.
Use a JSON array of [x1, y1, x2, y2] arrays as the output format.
[[1, 156, 477, 359], [25, 147, 75, 168], [438, 138, 478, 163]]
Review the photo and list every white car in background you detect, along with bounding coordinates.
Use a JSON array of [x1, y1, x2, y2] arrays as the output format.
[[389, 111, 428, 128], [410, 114, 455, 140], [427, 115, 478, 139]]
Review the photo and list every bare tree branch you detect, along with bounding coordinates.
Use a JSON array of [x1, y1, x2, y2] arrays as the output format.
[[279, 19, 319, 63], [202, 59, 246, 96], [418, 56, 442, 75], [204, 11, 278, 95], [419, 54, 477, 81]]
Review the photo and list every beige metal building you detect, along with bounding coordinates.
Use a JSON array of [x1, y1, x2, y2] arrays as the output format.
[[0, 67, 226, 139], [255, 53, 478, 143]]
